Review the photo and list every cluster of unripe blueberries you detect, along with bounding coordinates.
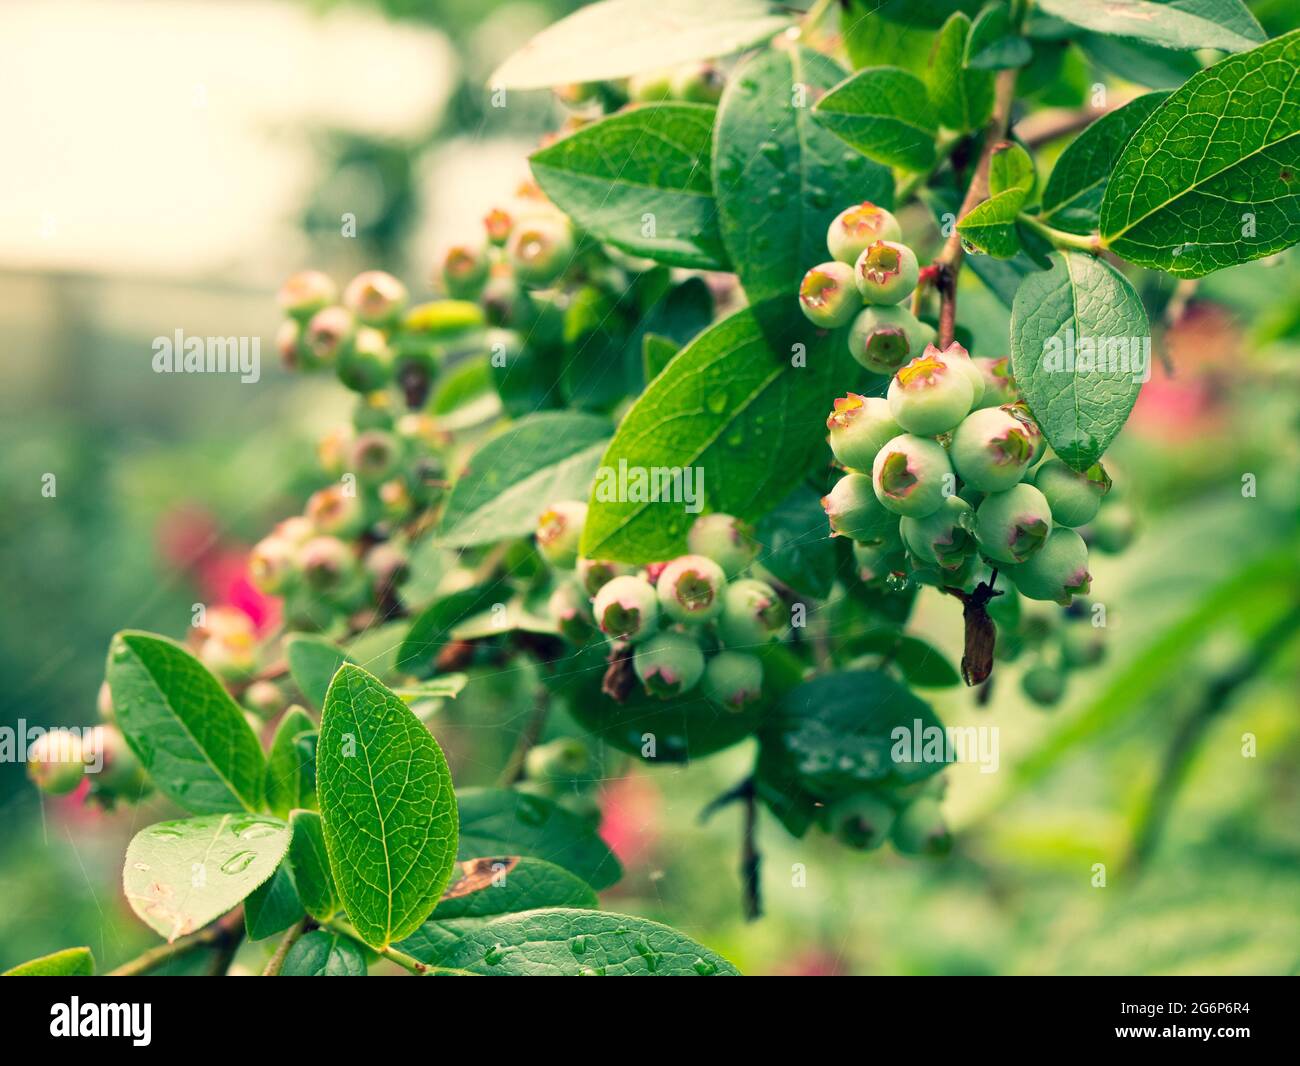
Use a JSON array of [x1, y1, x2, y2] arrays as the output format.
[[803, 203, 1108, 608], [537, 503, 784, 711], [27, 686, 147, 806]]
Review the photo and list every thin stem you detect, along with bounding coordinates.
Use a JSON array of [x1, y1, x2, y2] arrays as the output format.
[[107, 910, 244, 976], [740, 779, 762, 922], [322, 918, 429, 974], [262, 918, 307, 976], [1017, 213, 1103, 254]]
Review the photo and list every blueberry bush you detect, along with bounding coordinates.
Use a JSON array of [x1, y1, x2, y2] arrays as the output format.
[[10, 0, 1300, 977]]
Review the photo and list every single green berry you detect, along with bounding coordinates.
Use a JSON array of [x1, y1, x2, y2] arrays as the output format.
[[633, 631, 705, 699], [249, 534, 298, 594], [1021, 663, 1066, 706], [276, 319, 305, 369], [403, 298, 486, 338], [702, 651, 764, 711], [336, 327, 394, 393], [798, 261, 859, 328], [1086, 499, 1137, 554], [686, 514, 757, 578], [484, 207, 514, 246], [277, 270, 337, 320], [827, 202, 902, 264], [891, 797, 952, 856], [348, 430, 400, 483], [950, 405, 1041, 492], [719, 578, 786, 647], [822, 472, 899, 543], [1061, 622, 1106, 668], [975, 484, 1053, 564], [525, 737, 597, 784], [303, 306, 354, 365], [871, 434, 953, 518], [549, 579, 595, 643], [1006, 401, 1047, 464], [853, 240, 918, 305], [900, 495, 974, 571], [656, 554, 727, 624], [592, 574, 659, 643], [535, 500, 587, 569], [577, 558, 633, 598], [297, 535, 355, 592], [199, 632, 256, 683], [828, 793, 896, 851], [441, 245, 489, 300], [305, 484, 364, 537], [972, 356, 1018, 409], [1005, 527, 1091, 605], [316, 425, 353, 477], [933, 341, 985, 407], [670, 62, 725, 103], [28, 729, 86, 795], [343, 270, 407, 326], [887, 348, 975, 435], [1034, 460, 1111, 527], [84, 724, 147, 796], [826, 393, 900, 473], [243, 680, 286, 719], [627, 68, 675, 102], [847, 305, 933, 375], [507, 215, 574, 287]]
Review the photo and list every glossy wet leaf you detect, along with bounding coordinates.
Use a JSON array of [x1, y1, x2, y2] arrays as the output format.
[[106, 631, 264, 814], [1035, 0, 1264, 54], [812, 67, 938, 171], [958, 189, 1028, 258], [3, 947, 95, 976], [265, 706, 317, 818], [280, 930, 367, 976], [123, 814, 290, 942], [287, 810, 339, 922], [317, 665, 458, 949]]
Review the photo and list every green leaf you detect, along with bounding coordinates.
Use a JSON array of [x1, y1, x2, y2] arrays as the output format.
[[713, 46, 893, 302], [489, 0, 790, 90], [123, 814, 290, 941], [286, 634, 351, 711], [106, 631, 265, 814], [958, 189, 1028, 257], [3, 947, 95, 976], [265, 706, 317, 818], [280, 930, 367, 976], [456, 788, 621, 891], [1036, 0, 1265, 54], [561, 287, 633, 410], [430, 908, 740, 975], [581, 298, 854, 564], [852, 632, 962, 687], [317, 665, 458, 949], [396, 856, 598, 963], [1079, 33, 1202, 88], [642, 333, 680, 381], [844, 4, 940, 77], [966, 2, 1033, 69], [1099, 30, 1300, 277], [530, 104, 729, 269], [988, 141, 1036, 198], [397, 578, 514, 675], [929, 12, 995, 132], [437, 412, 610, 548], [244, 861, 304, 941], [391, 676, 469, 703], [755, 485, 837, 599], [760, 670, 945, 801], [812, 67, 938, 171], [287, 810, 339, 922], [1010, 251, 1150, 471], [1040, 91, 1170, 234]]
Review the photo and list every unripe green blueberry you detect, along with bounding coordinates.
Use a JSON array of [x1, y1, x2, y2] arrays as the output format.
[[826, 393, 900, 473], [403, 298, 486, 338], [656, 554, 727, 624], [933, 341, 985, 407], [343, 270, 407, 326], [975, 484, 1053, 564], [848, 305, 934, 376], [276, 319, 305, 370], [243, 680, 286, 719], [484, 207, 514, 246], [719, 578, 786, 647], [972, 356, 1018, 409], [627, 68, 674, 103], [950, 405, 1041, 492], [887, 348, 975, 435], [348, 430, 400, 483], [549, 579, 594, 643], [821, 472, 898, 543], [536, 500, 587, 569], [670, 62, 725, 103], [828, 793, 896, 851], [900, 495, 974, 571], [277, 270, 337, 320], [827, 202, 902, 265], [577, 558, 633, 598], [525, 737, 597, 784], [798, 261, 859, 328], [872, 434, 953, 518], [298, 535, 355, 592], [28, 729, 86, 795], [507, 215, 574, 287], [1006, 401, 1047, 464], [1034, 460, 1111, 527], [1061, 622, 1106, 668], [633, 631, 705, 699], [1005, 527, 1091, 605], [305, 485, 365, 537], [593, 575, 659, 643], [702, 651, 764, 711], [336, 327, 394, 393], [199, 632, 257, 683], [686, 514, 757, 578], [1021, 663, 1066, 706], [249, 534, 297, 595], [441, 244, 489, 300], [854, 240, 918, 305], [891, 797, 952, 856], [1086, 499, 1137, 554], [84, 724, 146, 795], [303, 306, 354, 366]]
